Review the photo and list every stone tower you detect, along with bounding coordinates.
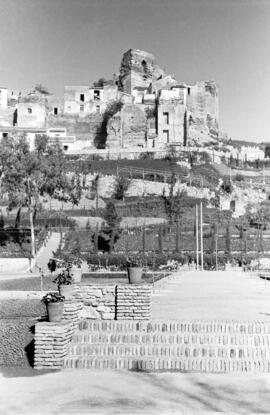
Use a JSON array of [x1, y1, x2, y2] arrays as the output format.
[[118, 49, 165, 94]]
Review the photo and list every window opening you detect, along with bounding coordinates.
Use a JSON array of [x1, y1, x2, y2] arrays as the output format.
[[163, 112, 169, 124], [94, 90, 100, 100], [163, 130, 169, 143]]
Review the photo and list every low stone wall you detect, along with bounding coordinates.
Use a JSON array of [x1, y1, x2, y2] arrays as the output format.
[[71, 284, 152, 321], [34, 301, 83, 370], [72, 285, 116, 320], [34, 321, 74, 369], [34, 284, 152, 369], [116, 285, 151, 320]]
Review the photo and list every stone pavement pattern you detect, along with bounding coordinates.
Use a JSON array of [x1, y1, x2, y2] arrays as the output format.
[[152, 269, 270, 320]]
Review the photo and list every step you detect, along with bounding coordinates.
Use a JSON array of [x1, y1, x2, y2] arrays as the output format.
[[67, 343, 270, 359], [63, 356, 270, 372], [77, 320, 270, 335], [70, 332, 270, 346]]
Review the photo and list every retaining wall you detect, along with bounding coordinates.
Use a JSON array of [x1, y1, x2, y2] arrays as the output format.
[[34, 284, 152, 369]]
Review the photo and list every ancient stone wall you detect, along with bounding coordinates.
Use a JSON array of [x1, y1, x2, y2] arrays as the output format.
[[47, 113, 103, 142], [122, 104, 147, 148], [106, 104, 147, 149]]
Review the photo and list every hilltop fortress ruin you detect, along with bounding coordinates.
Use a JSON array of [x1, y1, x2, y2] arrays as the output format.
[[0, 49, 219, 152]]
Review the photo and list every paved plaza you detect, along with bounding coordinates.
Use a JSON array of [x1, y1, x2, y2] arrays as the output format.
[[1, 367, 270, 414], [2, 269, 270, 414], [152, 269, 270, 320]]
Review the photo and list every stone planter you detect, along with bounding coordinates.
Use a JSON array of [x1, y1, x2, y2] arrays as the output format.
[[46, 302, 64, 322], [127, 267, 143, 284], [59, 284, 74, 300], [70, 267, 82, 283]]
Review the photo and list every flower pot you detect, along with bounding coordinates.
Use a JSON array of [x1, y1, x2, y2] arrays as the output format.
[[70, 267, 82, 283], [59, 284, 74, 300], [46, 302, 64, 322], [127, 267, 143, 284]]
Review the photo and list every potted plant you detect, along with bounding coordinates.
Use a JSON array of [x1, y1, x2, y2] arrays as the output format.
[[126, 254, 144, 284], [53, 265, 74, 299], [41, 292, 65, 322]]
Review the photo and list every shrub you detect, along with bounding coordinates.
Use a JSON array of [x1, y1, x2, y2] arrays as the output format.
[[113, 175, 131, 200], [53, 266, 74, 286], [235, 173, 245, 182], [139, 152, 155, 160], [221, 177, 233, 193]]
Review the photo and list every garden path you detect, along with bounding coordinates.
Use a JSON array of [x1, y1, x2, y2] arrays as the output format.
[[34, 232, 61, 273], [152, 269, 270, 320]]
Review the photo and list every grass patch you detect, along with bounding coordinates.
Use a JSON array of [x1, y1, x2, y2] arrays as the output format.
[[0, 276, 56, 291]]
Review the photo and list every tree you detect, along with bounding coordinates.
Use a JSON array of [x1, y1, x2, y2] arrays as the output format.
[[103, 201, 121, 229], [90, 174, 100, 212], [246, 203, 270, 229], [94, 201, 122, 253], [0, 135, 82, 258], [161, 174, 187, 225], [113, 175, 131, 200]]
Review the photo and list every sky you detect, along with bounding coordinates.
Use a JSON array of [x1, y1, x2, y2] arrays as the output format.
[[0, 0, 269, 142]]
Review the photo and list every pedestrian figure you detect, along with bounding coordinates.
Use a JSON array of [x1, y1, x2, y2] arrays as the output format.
[[48, 259, 56, 274]]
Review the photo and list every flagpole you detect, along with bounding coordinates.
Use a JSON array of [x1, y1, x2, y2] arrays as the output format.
[[200, 202, 204, 271], [196, 204, 199, 270]]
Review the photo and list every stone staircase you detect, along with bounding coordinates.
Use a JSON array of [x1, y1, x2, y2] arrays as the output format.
[[64, 320, 270, 372]]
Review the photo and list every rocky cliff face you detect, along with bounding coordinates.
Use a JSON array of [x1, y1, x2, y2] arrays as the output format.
[[187, 81, 219, 146]]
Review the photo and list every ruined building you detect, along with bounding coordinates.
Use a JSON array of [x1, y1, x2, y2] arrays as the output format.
[[0, 49, 219, 151]]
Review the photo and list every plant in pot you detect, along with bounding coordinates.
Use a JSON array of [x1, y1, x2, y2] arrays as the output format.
[[41, 292, 65, 322], [53, 265, 74, 300], [126, 254, 144, 284]]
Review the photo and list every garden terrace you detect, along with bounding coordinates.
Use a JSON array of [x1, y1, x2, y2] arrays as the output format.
[[66, 158, 189, 176], [0, 271, 166, 291], [56, 220, 270, 267], [1, 211, 76, 229]]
